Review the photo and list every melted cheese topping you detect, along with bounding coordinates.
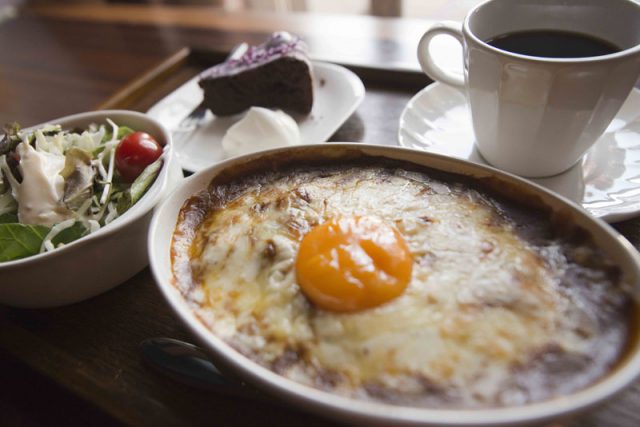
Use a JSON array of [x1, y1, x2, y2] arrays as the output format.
[[175, 165, 631, 408]]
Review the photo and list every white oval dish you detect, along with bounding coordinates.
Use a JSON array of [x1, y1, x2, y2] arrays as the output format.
[[0, 110, 182, 308], [147, 62, 366, 172], [149, 143, 640, 426]]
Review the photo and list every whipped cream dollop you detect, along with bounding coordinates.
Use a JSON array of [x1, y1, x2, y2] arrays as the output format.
[[222, 107, 301, 158]]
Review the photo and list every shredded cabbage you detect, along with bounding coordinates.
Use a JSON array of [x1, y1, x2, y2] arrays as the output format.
[[40, 218, 76, 252]]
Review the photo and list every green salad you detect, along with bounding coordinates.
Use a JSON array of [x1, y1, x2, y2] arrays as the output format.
[[0, 120, 164, 262]]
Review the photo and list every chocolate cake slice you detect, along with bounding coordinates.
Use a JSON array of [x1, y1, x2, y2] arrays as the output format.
[[199, 32, 314, 116]]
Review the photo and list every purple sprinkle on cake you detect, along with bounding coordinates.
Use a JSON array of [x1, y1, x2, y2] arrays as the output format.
[[199, 32, 309, 79]]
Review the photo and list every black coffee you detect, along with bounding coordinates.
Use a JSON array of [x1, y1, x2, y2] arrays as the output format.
[[487, 30, 620, 58]]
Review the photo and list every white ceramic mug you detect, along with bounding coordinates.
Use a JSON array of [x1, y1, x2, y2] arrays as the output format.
[[417, 0, 640, 178]]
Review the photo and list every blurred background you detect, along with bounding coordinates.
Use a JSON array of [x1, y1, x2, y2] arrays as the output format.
[[2, 0, 479, 19]]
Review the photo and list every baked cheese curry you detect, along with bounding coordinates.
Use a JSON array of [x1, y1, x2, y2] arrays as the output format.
[[171, 157, 634, 409]]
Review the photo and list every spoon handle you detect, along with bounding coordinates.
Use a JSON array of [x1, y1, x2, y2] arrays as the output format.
[[139, 337, 264, 400]]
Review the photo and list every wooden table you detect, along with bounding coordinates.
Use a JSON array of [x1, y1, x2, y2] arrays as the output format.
[[1, 3, 639, 426]]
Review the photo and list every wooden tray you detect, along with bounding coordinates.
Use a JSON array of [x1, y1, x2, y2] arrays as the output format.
[[2, 46, 640, 427]]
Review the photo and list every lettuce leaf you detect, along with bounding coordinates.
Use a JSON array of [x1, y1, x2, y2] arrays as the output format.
[[102, 126, 134, 143], [0, 223, 49, 262], [117, 158, 163, 214], [0, 220, 88, 262], [51, 222, 88, 247], [0, 213, 18, 224]]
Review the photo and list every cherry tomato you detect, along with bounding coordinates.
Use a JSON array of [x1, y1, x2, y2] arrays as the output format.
[[115, 131, 162, 182]]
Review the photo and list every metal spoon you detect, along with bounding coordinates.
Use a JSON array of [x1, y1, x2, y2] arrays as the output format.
[[140, 337, 265, 401]]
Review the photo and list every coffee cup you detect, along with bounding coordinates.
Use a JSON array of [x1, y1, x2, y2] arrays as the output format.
[[417, 0, 640, 178]]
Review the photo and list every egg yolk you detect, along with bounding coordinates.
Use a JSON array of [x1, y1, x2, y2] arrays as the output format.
[[295, 216, 413, 312]]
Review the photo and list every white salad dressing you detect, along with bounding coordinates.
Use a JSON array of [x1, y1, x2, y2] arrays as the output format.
[[13, 141, 72, 226], [222, 107, 301, 158]]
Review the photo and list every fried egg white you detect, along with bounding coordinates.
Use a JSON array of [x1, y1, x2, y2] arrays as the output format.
[[176, 165, 630, 408]]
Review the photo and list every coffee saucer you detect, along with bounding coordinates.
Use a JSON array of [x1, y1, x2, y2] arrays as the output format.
[[398, 82, 640, 223]]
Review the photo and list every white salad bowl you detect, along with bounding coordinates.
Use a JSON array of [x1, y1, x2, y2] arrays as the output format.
[[149, 144, 640, 426], [0, 110, 182, 308]]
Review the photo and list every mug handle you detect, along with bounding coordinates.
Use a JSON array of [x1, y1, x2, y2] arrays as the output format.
[[417, 21, 465, 88]]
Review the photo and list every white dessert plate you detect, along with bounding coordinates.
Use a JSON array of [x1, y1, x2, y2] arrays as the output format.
[[147, 61, 365, 173], [398, 82, 640, 223]]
